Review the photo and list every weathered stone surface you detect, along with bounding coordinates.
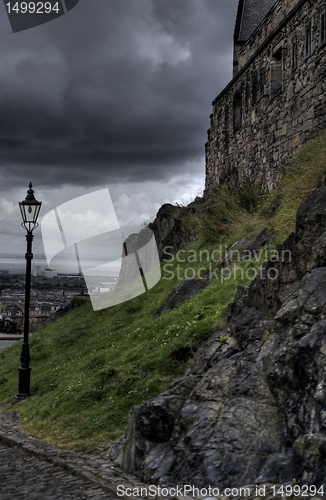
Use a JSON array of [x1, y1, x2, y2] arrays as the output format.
[[149, 204, 198, 261], [155, 278, 209, 317], [122, 185, 326, 490], [206, 0, 326, 192], [246, 228, 273, 257]]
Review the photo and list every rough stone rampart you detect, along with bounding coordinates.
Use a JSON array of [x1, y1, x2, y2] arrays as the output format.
[[205, 0, 326, 191], [238, 0, 302, 69]]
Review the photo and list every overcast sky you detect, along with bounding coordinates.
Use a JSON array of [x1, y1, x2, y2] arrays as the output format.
[[0, 0, 238, 258]]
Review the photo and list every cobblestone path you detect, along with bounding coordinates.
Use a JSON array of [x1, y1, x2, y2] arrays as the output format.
[[0, 408, 158, 500], [0, 341, 125, 499], [0, 442, 114, 500]]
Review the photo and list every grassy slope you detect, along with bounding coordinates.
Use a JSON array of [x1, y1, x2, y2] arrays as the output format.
[[0, 132, 326, 449]]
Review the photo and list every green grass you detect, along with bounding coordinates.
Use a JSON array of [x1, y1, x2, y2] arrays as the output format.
[[0, 131, 326, 449], [272, 133, 326, 241], [195, 132, 326, 246], [0, 249, 266, 448]]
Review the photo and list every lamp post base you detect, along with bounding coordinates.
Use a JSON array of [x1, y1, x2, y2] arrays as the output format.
[[16, 366, 31, 399]]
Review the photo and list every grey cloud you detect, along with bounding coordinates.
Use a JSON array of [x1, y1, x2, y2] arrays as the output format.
[[0, 0, 238, 191]]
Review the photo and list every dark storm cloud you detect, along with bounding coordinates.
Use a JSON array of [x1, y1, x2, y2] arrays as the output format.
[[0, 0, 238, 189]]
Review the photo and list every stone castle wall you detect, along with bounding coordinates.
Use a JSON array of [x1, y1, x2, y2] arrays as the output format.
[[205, 0, 326, 192], [238, 0, 301, 70]]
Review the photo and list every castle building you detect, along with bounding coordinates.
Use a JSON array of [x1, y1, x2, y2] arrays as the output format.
[[205, 0, 326, 192]]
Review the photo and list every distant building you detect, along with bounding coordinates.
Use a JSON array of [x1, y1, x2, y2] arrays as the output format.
[[51, 304, 62, 312], [33, 266, 43, 277], [4, 306, 23, 318], [40, 304, 51, 316], [44, 268, 57, 278], [33, 266, 57, 278], [30, 304, 40, 317]]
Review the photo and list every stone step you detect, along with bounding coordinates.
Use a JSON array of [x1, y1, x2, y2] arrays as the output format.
[[0, 334, 23, 340]]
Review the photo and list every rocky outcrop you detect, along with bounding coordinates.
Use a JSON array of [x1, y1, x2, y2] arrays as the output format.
[[149, 204, 198, 261], [155, 277, 209, 317], [115, 204, 199, 291], [122, 184, 326, 488]]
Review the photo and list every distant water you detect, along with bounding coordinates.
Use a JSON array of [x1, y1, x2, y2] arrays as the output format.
[[0, 256, 120, 278], [0, 257, 47, 274]]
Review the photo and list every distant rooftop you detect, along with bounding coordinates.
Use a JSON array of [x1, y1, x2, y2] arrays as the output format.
[[235, 0, 277, 42]]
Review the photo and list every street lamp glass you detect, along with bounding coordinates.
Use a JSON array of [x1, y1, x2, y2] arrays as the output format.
[[19, 182, 42, 232]]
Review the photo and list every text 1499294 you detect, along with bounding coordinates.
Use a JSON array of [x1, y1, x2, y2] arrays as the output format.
[[5, 2, 61, 14]]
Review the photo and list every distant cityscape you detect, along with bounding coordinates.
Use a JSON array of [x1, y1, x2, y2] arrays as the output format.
[[0, 254, 48, 275], [0, 264, 118, 332]]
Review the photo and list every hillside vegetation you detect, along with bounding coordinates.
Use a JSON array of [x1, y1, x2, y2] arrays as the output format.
[[0, 132, 326, 449]]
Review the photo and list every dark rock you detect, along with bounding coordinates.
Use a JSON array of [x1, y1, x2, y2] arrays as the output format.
[[121, 185, 326, 490], [256, 452, 294, 484], [229, 305, 276, 347], [312, 229, 326, 268], [246, 227, 273, 257], [136, 405, 175, 442], [225, 239, 249, 264], [318, 437, 326, 458], [267, 194, 283, 216], [170, 345, 197, 364], [148, 204, 198, 261], [156, 278, 208, 316]]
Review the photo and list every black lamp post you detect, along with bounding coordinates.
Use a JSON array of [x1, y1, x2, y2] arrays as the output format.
[[16, 182, 42, 399]]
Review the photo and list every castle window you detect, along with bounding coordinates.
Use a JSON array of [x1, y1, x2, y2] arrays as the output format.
[[245, 85, 250, 110], [260, 69, 267, 96], [271, 48, 283, 98], [233, 92, 242, 131], [292, 36, 298, 71], [224, 105, 229, 129], [305, 21, 312, 58], [252, 72, 257, 104], [320, 11, 326, 47], [224, 105, 229, 147]]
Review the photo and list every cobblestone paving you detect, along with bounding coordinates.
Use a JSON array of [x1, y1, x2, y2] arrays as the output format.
[[0, 408, 161, 500], [0, 442, 114, 500]]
